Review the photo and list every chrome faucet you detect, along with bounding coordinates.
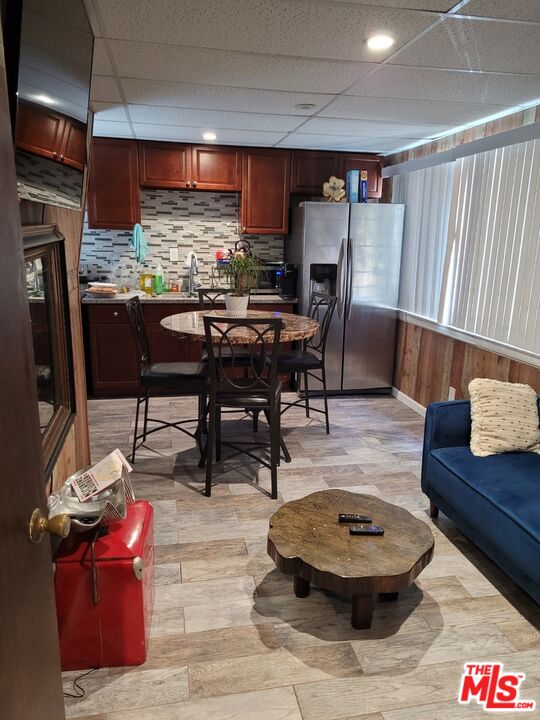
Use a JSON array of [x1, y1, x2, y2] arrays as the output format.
[[188, 253, 199, 296]]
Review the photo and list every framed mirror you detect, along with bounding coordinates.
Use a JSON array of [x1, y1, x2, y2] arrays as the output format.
[[24, 225, 75, 477]]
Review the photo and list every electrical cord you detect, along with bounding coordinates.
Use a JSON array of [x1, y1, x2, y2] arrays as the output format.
[[63, 668, 99, 698]]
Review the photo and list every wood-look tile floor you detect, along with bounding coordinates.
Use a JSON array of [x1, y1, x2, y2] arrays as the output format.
[[65, 394, 540, 720]]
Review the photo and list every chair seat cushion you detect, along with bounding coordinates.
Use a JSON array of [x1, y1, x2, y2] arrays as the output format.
[[141, 362, 207, 386], [216, 379, 281, 408], [431, 446, 540, 543], [275, 350, 321, 371]]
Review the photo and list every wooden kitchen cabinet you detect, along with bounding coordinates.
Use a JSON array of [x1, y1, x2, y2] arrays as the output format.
[[241, 149, 290, 234], [337, 153, 383, 198], [87, 138, 141, 230], [191, 145, 241, 191], [290, 150, 340, 194], [15, 100, 86, 170], [139, 141, 192, 189]]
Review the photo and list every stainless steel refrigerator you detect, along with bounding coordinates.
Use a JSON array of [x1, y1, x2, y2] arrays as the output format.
[[286, 202, 404, 393]]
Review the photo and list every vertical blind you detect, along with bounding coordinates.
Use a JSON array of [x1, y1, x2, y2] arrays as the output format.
[[393, 162, 454, 320], [440, 138, 540, 355]]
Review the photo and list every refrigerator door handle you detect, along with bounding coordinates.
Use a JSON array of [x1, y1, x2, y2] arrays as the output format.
[[346, 236, 354, 320], [337, 237, 347, 318]]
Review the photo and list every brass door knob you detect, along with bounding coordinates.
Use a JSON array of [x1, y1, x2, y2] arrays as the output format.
[[29, 508, 71, 544]]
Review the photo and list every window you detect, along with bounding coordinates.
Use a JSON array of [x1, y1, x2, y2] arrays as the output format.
[[440, 139, 540, 355], [393, 162, 454, 321]]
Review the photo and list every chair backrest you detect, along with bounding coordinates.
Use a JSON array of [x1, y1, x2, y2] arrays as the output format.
[[305, 291, 337, 357], [198, 288, 232, 309], [125, 296, 150, 369], [203, 315, 282, 394]]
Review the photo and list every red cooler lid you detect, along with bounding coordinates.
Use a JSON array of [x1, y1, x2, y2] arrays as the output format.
[[55, 501, 153, 562]]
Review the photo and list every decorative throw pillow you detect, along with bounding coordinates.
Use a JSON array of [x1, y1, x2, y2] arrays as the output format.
[[469, 378, 540, 457]]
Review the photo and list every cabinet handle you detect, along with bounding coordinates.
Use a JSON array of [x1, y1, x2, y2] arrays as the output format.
[[192, 181, 197, 187], [185, 182, 190, 188], [113, 311, 118, 317], [53, 151, 58, 158]]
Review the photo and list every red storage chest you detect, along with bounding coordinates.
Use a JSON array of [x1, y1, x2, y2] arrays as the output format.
[[55, 500, 154, 670]]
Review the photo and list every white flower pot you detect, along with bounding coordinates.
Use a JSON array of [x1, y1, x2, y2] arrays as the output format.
[[225, 294, 249, 312]]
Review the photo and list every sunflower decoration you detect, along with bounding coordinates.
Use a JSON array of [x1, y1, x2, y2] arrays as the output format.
[[322, 176, 346, 202]]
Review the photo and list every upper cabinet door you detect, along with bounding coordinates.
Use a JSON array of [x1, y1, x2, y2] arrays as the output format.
[[15, 100, 66, 161], [87, 138, 141, 230], [241, 149, 291, 235], [191, 146, 241, 191], [138, 141, 191, 189], [337, 154, 383, 198], [59, 119, 86, 171], [290, 150, 339, 195]]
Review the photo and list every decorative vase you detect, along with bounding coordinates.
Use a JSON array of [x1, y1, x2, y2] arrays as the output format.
[[225, 294, 249, 312]]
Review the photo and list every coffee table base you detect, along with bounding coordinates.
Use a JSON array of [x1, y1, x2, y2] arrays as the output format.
[[294, 575, 400, 629]]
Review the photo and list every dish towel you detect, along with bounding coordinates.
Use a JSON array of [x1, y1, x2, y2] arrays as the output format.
[[130, 223, 148, 264]]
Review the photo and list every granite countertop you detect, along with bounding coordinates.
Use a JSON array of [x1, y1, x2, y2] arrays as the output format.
[[81, 292, 297, 305]]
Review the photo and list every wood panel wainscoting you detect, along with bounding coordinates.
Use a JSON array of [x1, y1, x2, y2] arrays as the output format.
[[394, 318, 540, 408]]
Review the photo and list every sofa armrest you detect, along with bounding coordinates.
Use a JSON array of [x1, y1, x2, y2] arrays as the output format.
[[422, 400, 471, 493]]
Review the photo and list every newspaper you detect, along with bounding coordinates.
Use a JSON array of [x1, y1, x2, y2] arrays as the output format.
[[71, 449, 133, 502]]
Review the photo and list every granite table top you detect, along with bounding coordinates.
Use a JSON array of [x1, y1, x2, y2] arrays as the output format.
[[160, 309, 319, 344]]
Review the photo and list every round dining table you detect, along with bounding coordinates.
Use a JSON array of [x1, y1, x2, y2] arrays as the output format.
[[160, 308, 319, 344]]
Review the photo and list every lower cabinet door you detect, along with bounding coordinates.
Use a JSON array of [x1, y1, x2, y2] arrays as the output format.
[[89, 323, 139, 397]]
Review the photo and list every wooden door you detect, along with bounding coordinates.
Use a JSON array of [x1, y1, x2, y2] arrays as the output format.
[[0, 47, 66, 720], [191, 145, 241, 191], [59, 119, 86, 171], [87, 138, 141, 229], [241, 149, 290, 234], [138, 141, 191, 189], [15, 100, 66, 161], [337, 153, 383, 198], [290, 150, 339, 194]]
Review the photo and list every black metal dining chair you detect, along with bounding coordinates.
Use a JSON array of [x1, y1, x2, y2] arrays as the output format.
[[200, 315, 283, 499], [125, 296, 207, 462], [198, 287, 252, 367], [275, 291, 337, 433]]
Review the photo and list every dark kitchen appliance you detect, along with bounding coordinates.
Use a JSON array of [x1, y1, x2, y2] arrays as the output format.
[[278, 263, 298, 299]]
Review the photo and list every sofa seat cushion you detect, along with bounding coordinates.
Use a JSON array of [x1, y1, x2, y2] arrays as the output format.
[[431, 446, 540, 545]]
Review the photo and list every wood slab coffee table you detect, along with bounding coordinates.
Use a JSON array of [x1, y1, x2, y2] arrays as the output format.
[[267, 489, 434, 629]]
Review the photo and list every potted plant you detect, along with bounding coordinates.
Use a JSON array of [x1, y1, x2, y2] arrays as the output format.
[[222, 252, 261, 311]]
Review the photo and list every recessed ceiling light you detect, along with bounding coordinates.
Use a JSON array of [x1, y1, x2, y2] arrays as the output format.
[[367, 34, 395, 51], [202, 131, 216, 141], [295, 103, 317, 110], [33, 93, 56, 105]]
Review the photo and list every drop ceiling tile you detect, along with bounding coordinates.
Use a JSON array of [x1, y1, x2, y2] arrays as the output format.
[[299, 116, 452, 138], [121, 79, 333, 116], [127, 105, 304, 132], [109, 40, 374, 94], [460, 0, 540, 22], [390, 17, 540, 74], [18, 81, 88, 122], [346, 65, 540, 106], [92, 38, 113, 75], [93, 119, 133, 137], [131, 124, 287, 146], [93, 102, 129, 122], [277, 133, 418, 153], [342, 0, 455, 8], [95, 0, 435, 62], [324, 94, 506, 125], [91, 75, 123, 103], [19, 65, 88, 106]]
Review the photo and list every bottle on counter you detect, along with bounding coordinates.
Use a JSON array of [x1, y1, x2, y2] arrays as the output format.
[[140, 267, 154, 294], [154, 263, 164, 295]]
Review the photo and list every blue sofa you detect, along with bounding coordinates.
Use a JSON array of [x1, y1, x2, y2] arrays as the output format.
[[422, 399, 540, 604]]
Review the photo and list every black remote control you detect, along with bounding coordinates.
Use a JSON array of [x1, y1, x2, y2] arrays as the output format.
[[349, 524, 384, 536], [339, 513, 372, 523]]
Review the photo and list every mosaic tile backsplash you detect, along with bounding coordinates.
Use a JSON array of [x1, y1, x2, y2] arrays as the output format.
[[80, 190, 284, 285]]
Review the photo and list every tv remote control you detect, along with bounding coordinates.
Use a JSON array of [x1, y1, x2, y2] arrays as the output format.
[[349, 524, 384, 536], [339, 513, 372, 524]]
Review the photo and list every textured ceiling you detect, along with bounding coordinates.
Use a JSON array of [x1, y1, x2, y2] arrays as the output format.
[[85, 0, 540, 155]]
